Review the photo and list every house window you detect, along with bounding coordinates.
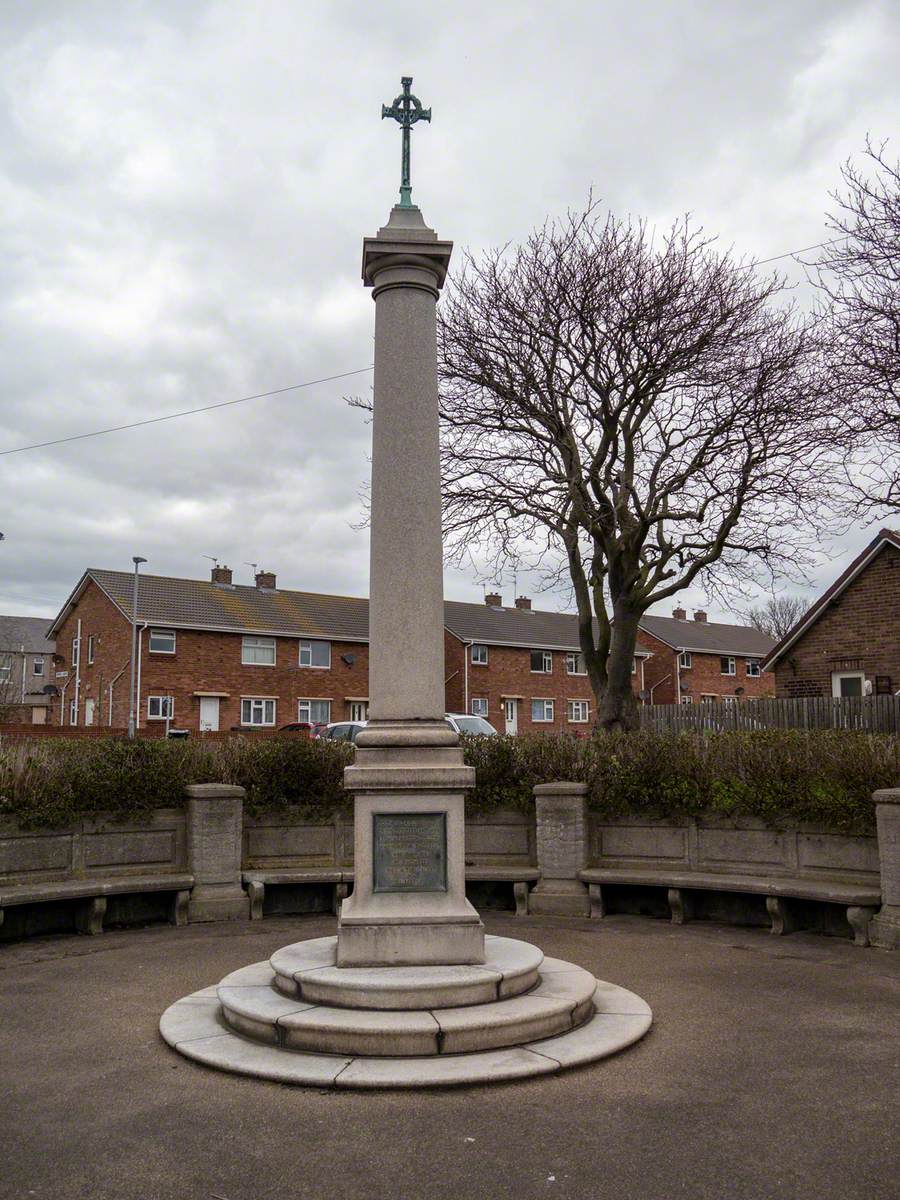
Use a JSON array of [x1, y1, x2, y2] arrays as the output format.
[[531, 698, 554, 722], [33, 656, 44, 676], [720, 657, 736, 676], [680, 695, 693, 705], [0, 655, 12, 681], [679, 651, 692, 669], [746, 659, 761, 677], [299, 639, 331, 668], [632, 657, 637, 675], [530, 650, 553, 673], [566, 652, 587, 675], [700, 694, 717, 703], [722, 696, 737, 706], [87, 635, 95, 665], [298, 698, 331, 724], [831, 671, 864, 699], [471, 697, 488, 716], [568, 700, 589, 723], [242, 636, 275, 666], [471, 644, 488, 666], [241, 697, 276, 726], [147, 695, 174, 720], [71, 636, 79, 667], [149, 629, 176, 655]]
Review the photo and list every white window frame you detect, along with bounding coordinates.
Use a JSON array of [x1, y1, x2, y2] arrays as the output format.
[[71, 636, 79, 668], [471, 644, 489, 666], [746, 659, 761, 677], [0, 655, 12, 681], [565, 652, 587, 675], [242, 636, 276, 666], [471, 697, 489, 716], [831, 671, 865, 699], [680, 695, 693, 705], [679, 651, 692, 669], [700, 694, 717, 704], [147, 695, 174, 720], [298, 698, 331, 724], [567, 699, 589, 723], [531, 698, 554, 722], [720, 657, 736, 676], [530, 650, 553, 674], [241, 697, 276, 726], [87, 634, 95, 665], [33, 656, 44, 677], [722, 695, 737, 706], [149, 628, 176, 655], [299, 639, 331, 669]]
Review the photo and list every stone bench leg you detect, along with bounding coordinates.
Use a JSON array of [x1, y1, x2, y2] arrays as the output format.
[[766, 895, 798, 936], [333, 883, 350, 917], [247, 881, 265, 921], [668, 887, 694, 925], [76, 895, 106, 935], [588, 883, 605, 919], [846, 905, 877, 947], [170, 890, 190, 928], [513, 881, 529, 917]]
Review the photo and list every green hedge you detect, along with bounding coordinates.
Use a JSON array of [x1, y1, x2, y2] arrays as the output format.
[[1, 730, 896, 833]]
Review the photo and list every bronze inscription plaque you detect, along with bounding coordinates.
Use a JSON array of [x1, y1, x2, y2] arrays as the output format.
[[373, 812, 447, 893]]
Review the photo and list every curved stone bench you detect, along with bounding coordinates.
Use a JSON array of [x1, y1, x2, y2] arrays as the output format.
[[0, 873, 195, 935], [579, 867, 881, 946]]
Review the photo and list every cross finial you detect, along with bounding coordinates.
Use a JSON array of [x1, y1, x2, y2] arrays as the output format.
[[381, 75, 431, 209]]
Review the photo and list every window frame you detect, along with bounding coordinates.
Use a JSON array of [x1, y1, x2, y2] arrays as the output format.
[[567, 699, 589, 723], [531, 698, 554, 722], [87, 634, 95, 665], [242, 636, 276, 666], [530, 649, 553, 674], [680, 695, 693, 705], [471, 697, 489, 717], [0, 655, 12, 681], [241, 697, 277, 726], [720, 656, 736, 676], [33, 656, 44, 677], [678, 651, 692, 669], [746, 659, 761, 677], [299, 639, 331, 669], [471, 644, 489, 666], [298, 698, 332, 724], [565, 651, 587, 676], [71, 636, 79, 668], [148, 628, 176, 655], [147, 695, 174, 720]]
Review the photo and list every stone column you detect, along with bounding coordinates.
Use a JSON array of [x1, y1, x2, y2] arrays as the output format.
[[337, 205, 482, 966], [529, 783, 591, 917], [870, 787, 900, 950], [185, 783, 250, 923]]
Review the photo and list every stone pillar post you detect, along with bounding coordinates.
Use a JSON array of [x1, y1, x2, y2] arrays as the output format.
[[529, 783, 591, 917], [337, 204, 482, 967], [871, 787, 900, 950], [185, 783, 250, 923]]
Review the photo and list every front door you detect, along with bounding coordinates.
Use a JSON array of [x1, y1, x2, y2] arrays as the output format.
[[199, 696, 220, 732], [349, 701, 368, 722], [504, 699, 518, 735], [84, 698, 95, 726]]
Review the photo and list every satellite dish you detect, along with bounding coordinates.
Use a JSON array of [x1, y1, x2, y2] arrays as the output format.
[[42, 684, 60, 696]]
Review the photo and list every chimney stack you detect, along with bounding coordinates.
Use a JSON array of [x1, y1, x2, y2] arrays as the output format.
[[514, 596, 532, 610], [485, 592, 502, 607], [672, 607, 686, 621], [255, 570, 277, 590], [693, 610, 707, 623], [211, 565, 233, 585]]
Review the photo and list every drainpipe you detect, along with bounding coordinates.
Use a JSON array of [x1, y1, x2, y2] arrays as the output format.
[[675, 650, 681, 704], [73, 618, 82, 726], [135, 622, 147, 733], [20, 644, 26, 705], [108, 663, 128, 726], [640, 656, 646, 703], [649, 673, 671, 704], [58, 675, 72, 726], [464, 640, 473, 715]]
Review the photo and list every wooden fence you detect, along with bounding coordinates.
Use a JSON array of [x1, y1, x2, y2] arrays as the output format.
[[639, 694, 900, 734]]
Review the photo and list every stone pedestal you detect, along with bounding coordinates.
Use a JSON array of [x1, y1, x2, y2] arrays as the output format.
[[336, 205, 484, 966], [871, 787, 900, 950], [185, 784, 250, 923], [529, 783, 591, 917]]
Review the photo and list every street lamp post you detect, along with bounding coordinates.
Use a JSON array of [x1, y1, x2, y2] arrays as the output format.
[[127, 556, 147, 738]]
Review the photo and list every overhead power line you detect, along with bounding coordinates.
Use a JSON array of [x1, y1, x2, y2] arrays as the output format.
[[0, 366, 374, 457], [745, 237, 844, 268]]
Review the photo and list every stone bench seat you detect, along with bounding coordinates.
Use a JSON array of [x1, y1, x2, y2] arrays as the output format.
[[243, 866, 541, 920], [578, 867, 881, 946], [0, 872, 195, 934]]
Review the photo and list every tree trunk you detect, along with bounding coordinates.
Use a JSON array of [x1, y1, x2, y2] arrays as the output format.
[[594, 607, 641, 732]]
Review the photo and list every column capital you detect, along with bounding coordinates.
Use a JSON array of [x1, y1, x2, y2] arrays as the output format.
[[362, 205, 452, 290]]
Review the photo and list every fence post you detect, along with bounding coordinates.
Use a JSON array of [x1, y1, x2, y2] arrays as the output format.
[[185, 783, 250, 922], [529, 782, 591, 917], [871, 788, 900, 950]]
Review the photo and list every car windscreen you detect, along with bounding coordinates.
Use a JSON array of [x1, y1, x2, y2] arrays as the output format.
[[453, 717, 496, 735]]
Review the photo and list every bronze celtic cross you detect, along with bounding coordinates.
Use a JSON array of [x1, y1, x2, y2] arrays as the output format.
[[381, 76, 431, 209]]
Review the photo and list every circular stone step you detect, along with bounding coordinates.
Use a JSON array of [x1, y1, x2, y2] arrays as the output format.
[[160, 980, 652, 1088], [270, 934, 543, 1009], [217, 959, 598, 1057]]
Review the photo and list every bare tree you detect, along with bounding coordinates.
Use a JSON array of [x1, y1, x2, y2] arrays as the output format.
[[438, 206, 844, 731], [745, 595, 808, 641], [812, 140, 900, 511]]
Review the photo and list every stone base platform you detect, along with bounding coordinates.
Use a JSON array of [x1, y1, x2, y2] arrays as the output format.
[[160, 935, 651, 1088]]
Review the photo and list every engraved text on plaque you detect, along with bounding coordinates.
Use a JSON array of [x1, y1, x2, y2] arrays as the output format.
[[373, 812, 447, 893]]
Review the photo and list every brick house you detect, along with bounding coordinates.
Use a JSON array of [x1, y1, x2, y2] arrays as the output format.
[[0, 615, 56, 724], [638, 609, 776, 705], [45, 568, 653, 734], [762, 529, 900, 698]]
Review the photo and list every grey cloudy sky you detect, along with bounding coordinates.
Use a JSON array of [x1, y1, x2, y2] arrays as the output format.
[[1, 0, 898, 623]]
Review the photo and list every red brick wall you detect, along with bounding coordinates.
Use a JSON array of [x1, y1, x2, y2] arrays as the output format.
[[773, 542, 900, 698], [639, 628, 774, 705]]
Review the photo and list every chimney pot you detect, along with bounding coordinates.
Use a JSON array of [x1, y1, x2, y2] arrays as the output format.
[[211, 565, 233, 585], [485, 592, 502, 607], [514, 596, 532, 610], [693, 610, 707, 623], [672, 607, 687, 621], [255, 570, 277, 590]]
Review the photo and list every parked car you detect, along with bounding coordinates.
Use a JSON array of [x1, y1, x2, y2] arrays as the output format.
[[317, 714, 498, 745], [278, 721, 324, 737]]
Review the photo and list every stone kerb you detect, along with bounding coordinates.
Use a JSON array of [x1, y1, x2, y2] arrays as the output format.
[[185, 784, 250, 923], [871, 787, 900, 950], [529, 783, 591, 917]]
